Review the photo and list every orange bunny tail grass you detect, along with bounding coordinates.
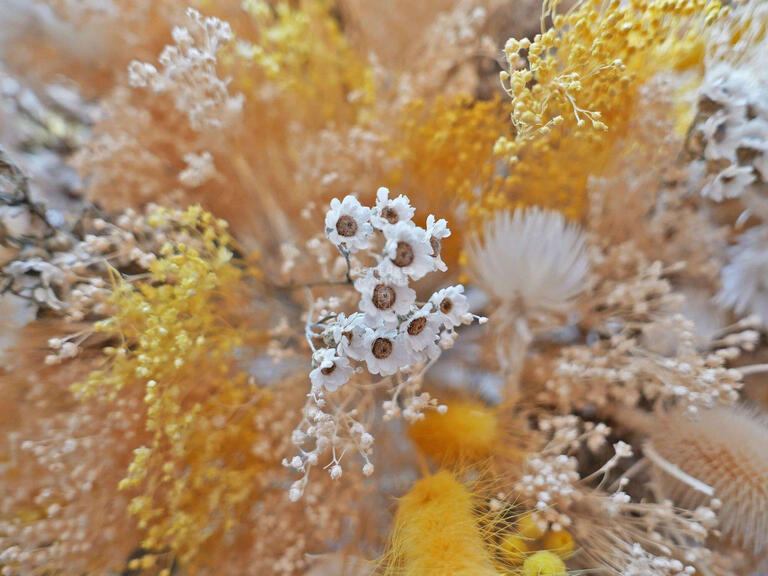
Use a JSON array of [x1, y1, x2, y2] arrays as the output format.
[[407, 399, 528, 469], [647, 406, 768, 556], [380, 470, 502, 576]]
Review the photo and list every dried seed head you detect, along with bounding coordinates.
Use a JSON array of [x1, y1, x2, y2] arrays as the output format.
[[335, 214, 358, 237], [373, 284, 397, 310], [393, 241, 415, 267], [372, 337, 393, 359], [440, 297, 453, 314], [407, 316, 427, 336]]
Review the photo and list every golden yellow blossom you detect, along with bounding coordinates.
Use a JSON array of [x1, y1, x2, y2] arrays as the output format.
[[479, 0, 724, 226], [236, 0, 374, 126], [73, 207, 271, 567]]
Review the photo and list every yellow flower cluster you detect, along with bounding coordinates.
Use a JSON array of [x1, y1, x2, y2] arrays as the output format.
[[499, 514, 574, 568], [237, 0, 374, 125], [481, 0, 724, 225], [73, 207, 271, 567], [387, 96, 510, 260]]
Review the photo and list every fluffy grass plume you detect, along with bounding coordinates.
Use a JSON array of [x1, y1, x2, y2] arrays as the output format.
[[381, 470, 501, 576]]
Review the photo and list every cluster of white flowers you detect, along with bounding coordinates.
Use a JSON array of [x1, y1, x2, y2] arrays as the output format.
[[547, 312, 745, 416], [688, 63, 768, 202], [286, 189, 482, 500], [623, 543, 696, 576], [514, 414, 616, 531], [515, 453, 580, 531], [313, 188, 469, 387], [128, 8, 243, 131]]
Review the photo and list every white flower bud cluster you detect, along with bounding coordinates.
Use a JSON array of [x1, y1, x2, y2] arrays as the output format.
[[128, 8, 244, 131], [286, 189, 484, 500]]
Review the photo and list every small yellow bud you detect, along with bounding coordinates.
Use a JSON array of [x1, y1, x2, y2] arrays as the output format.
[[499, 533, 529, 565], [517, 514, 545, 539], [523, 551, 567, 576], [540, 529, 575, 557]]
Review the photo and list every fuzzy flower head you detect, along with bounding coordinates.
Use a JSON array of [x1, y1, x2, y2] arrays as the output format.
[[309, 348, 352, 393], [466, 208, 589, 316], [324, 195, 373, 253], [354, 269, 416, 326], [371, 186, 415, 229], [430, 285, 472, 328], [378, 221, 435, 283], [716, 226, 768, 324], [426, 214, 451, 272]]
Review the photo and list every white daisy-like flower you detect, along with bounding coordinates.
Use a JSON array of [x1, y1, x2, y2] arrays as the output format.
[[399, 304, 441, 352], [701, 165, 756, 201], [362, 327, 409, 376], [371, 187, 415, 229], [430, 285, 472, 328], [354, 270, 415, 326], [331, 312, 370, 361], [378, 221, 435, 283], [324, 195, 373, 253], [309, 348, 352, 393], [715, 226, 768, 324], [465, 208, 589, 316], [425, 214, 451, 272]]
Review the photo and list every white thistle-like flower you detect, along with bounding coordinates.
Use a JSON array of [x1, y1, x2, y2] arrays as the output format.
[[362, 327, 409, 376], [371, 186, 414, 229], [309, 348, 352, 392], [324, 195, 374, 253], [354, 270, 415, 326], [430, 285, 472, 328], [399, 304, 441, 353], [378, 221, 434, 283], [716, 226, 768, 324], [425, 214, 451, 272], [331, 312, 370, 361], [466, 208, 589, 315]]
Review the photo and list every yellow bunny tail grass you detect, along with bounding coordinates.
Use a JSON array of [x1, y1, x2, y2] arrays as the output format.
[[382, 470, 502, 576], [408, 400, 499, 466], [407, 399, 526, 468]]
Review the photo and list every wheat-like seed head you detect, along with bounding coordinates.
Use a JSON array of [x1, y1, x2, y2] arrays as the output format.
[[649, 406, 768, 555]]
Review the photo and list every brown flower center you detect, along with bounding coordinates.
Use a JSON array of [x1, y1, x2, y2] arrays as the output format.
[[321, 363, 336, 375], [342, 330, 353, 344], [381, 206, 399, 225], [372, 337, 393, 359], [440, 298, 453, 314], [392, 241, 415, 267], [372, 284, 396, 310], [336, 214, 358, 237], [407, 316, 427, 336], [430, 235, 441, 257]]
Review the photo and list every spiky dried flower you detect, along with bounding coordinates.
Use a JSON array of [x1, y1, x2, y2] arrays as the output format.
[[649, 405, 768, 555]]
